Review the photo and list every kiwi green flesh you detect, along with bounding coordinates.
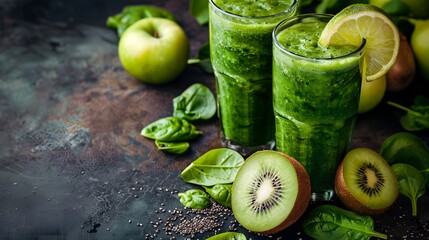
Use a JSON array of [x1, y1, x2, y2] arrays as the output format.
[[342, 148, 398, 210], [231, 151, 299, 233]]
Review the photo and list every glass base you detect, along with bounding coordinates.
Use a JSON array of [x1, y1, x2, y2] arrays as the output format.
[[311, 190, 335, 201], [221, 137, 275, 156]]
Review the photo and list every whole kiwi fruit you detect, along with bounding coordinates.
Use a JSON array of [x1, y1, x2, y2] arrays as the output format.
[[335, 148, 398, 216], [231, 150, 311, 234]]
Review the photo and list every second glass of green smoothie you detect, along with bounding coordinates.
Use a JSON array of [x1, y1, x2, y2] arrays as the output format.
[[273, 14, 366, 201], [209, 0, 298, 156]]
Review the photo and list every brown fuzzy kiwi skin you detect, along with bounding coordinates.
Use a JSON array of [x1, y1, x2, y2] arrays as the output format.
[[335, 161, 397, 216], [260, 150, 311, 234]]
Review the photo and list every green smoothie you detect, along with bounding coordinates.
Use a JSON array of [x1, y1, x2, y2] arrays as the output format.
[[273, 14, 364, 200], [209, 0, 297, 154]]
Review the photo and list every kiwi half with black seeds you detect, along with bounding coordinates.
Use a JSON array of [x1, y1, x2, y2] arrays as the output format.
[[335, 148, 398, 216], [231, 150, 311, 234]]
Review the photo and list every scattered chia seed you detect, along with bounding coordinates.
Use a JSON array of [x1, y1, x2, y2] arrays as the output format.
[[376, 204, 429, 239], [144, 195, 237, 239]]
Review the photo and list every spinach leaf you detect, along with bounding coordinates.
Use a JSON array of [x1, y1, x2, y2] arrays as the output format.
[[302, 205, 387, 240], [379, 132, 429, 187], [106, 5, 175, 37], [187, 42, 213, 74], [206, 232, 247, 240], [173, 83, 216, 121], [181, 148, 244, 186], [178, 189, 211, 209], [141, 117, 202, 141], [190, 0, 209, 25], [388, 146, 429, 187], [388, 95, 429, 131], [392, 163, 426, 217], [204, 184, 232, 207], [155, 140, 190, 154], [380, 132, 428, 163]]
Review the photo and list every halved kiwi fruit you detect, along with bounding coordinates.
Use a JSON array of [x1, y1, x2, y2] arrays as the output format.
[[335, 148, 398, 216], [231, 150, 311, 234]]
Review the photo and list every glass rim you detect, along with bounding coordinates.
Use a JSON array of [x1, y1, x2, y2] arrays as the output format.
[[273, 13, 366, 61], [209, 0, 298, 20]]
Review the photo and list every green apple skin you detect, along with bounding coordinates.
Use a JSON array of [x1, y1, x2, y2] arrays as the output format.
[[118, 18, 190, 84], [358, 75, 387, 114]]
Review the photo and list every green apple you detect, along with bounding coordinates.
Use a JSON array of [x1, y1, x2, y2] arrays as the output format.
[[118, 17, 190, 84], [358, 75, 387, 114]]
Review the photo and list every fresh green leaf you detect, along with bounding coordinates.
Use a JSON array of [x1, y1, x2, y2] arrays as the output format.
[[300, 0, 313, 8], [187, 42, 213, 74], [382, 0, 410, 17], [203, 184, 232, 207], [392, 163, 426, 217], [380, 132, 428, 163], [178, 189, 211, 209], [173, 83, 216, 121], [141, 117, 202, 141], [206, 232, 247, 240], [106, 5, 176, 37], [388, 95, 429, 131], [190, 0, 209, 25], [379, 131, 429, 187], [302, 205, 387, 240], [387, 146, 429, 186], [181, 148, 244, 186], [155, 140, 190, 154]]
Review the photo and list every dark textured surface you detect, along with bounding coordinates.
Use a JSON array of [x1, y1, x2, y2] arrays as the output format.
[[0, 0, 428, 239]]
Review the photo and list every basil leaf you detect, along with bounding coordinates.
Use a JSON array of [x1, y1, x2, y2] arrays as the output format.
[[106, 5, 176, 37], [187, 42, 213, 74], [302, 205, 387, 240], [173, 83, 216, 121], [203, 184, 232, 207], [178, 189, 211, 209], [141, 117, 202, 141], [392, 163, 426, 217], [181, 148, 244, 186], [380, 132, 428, 163], [155, 140, 190, 154], [190, 0, 209, 25], [206, 232, 247, 240]]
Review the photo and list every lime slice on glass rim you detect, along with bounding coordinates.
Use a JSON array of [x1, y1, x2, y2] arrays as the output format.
[[318, 4, 400, 81]]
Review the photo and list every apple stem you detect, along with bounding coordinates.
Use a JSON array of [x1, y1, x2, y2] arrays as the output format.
[[187, 59, 201, 64]]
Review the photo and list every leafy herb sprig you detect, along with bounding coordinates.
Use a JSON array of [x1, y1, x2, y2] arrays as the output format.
[[388, 95, 429, 131]]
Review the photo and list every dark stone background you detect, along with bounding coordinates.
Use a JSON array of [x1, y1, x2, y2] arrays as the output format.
[[0, 0, 428, 239]]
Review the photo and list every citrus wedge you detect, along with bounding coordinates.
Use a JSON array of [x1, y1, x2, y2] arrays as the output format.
[[319, 4, 400, 81]]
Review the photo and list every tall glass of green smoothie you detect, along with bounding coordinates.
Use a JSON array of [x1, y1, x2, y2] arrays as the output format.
[[273, 14, 366, 201], [209, 0, 297, 156]]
